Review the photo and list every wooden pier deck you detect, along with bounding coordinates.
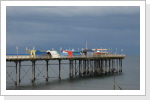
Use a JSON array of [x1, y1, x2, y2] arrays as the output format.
[[6, 54, 125, 61]]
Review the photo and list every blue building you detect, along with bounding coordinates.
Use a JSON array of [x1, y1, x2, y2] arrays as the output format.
[[72, 52, 82, 56], [36, 50, 47, 57]]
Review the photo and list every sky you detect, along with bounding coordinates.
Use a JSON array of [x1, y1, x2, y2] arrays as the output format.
[[6, 6, 140, 55]]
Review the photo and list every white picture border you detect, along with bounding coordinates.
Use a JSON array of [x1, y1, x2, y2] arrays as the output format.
[[1, 1, 145, 95]]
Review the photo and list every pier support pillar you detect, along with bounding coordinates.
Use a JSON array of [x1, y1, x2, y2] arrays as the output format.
[[100, 59, 103, 74], [117, 59, 119, 73], [109, 59, 111, 74], [105, 59, 107, 74], [59, 60, 61, 79], [19, 61, 21, 83], [87, 59, 90, 75], [15, 61, 18, 85], [15, 61, 21, 85], [75, 60, 77, 75], [112, 59, 114, 73], [83, 60, 86, 75], [79, 60, 82, 76], [121, 59, 122, 72], [69, 60, 73, 78], [94, 60, 98, 75], [119, 59, 122, 73], [92, 60, 94, 75], [46, 60, 49, 81], [32, 60, 36, 83], [119, 59, 121, 72], [90, 60, 93, 76]]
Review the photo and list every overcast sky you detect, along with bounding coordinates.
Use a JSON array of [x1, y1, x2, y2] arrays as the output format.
[[6, 6, 140, 55]]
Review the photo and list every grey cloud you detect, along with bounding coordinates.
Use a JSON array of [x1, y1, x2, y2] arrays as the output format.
[[7, 6, 139, 17], [6, 6, 140, 55]]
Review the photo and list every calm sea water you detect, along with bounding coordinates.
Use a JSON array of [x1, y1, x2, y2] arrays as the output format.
[[6, 55, 140, 90]]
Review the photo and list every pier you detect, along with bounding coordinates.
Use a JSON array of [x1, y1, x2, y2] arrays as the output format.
[[6, 54, 125, 85]]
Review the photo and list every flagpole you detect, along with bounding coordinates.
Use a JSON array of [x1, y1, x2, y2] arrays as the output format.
[[86, 41, 87, 49]]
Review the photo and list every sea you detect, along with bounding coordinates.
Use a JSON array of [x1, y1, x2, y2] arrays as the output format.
[[6, 55, 140, 90]]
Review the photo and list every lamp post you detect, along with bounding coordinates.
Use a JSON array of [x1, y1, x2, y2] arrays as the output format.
[[26, 47, 28, 54], [33, 46, 35, 50], [16, 46, 18, 58], [60, 47, 62, 54], [121, 49, 124, 54]]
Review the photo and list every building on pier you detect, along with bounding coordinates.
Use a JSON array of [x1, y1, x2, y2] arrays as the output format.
[[60, 49, 82, 57], [46, 50, 60, 58]]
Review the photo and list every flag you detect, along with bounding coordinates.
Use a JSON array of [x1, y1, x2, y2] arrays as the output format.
[[84, 41, 88, 49]]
